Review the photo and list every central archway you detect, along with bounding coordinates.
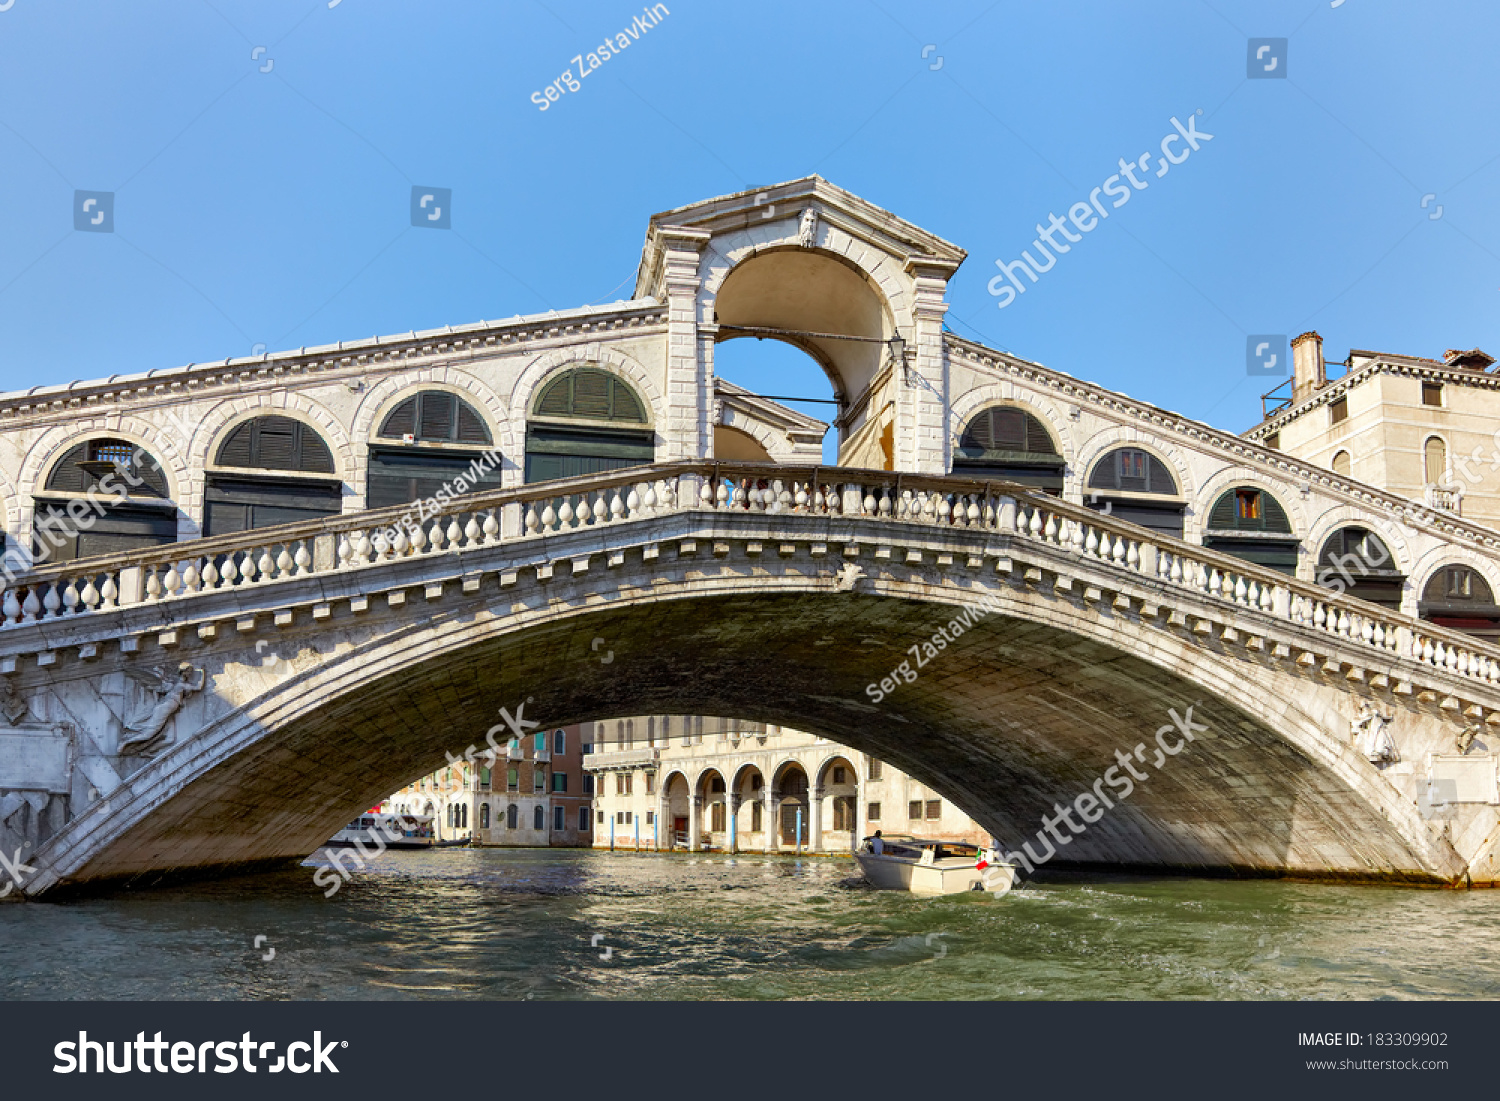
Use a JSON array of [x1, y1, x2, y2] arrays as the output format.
[[712, 247, 896, 467]]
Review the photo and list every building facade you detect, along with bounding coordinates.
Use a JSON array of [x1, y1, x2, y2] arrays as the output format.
[[583, 716, 986, 853], [1250, 333, 1500, 637], [389, 722, 592, 846]]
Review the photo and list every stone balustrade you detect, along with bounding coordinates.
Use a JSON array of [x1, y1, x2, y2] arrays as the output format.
[[1, 459, 1498, 696]]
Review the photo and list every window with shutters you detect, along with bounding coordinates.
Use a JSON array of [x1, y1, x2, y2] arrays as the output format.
[[1422, 382, 1443, 407], [554, 805, 565, 831], [867, 760, 883, 781], [1316, 527, 1402, 609], [952, 406, 1064, 492], [525, 367, 654, 483], [908, 801, 922, 820], [214, 417, 335, 473], [580, 807, 591, 831], [35, 440, 177, 562], [867, 802, 881, 821], [534, 805, 545, 831], [1202, 487, 1298, 575], [44, 439, 170, 498], [1419, 565, 1500, 643], [1424, 437, 1448, 485], [1329, 397, 1348, 425], [925, 800, 941, 820], [377, 391, 493, 444], [1085, 447, 1185, 537], [507, 803, 518, 829], [1088, 448, 1178, 496]]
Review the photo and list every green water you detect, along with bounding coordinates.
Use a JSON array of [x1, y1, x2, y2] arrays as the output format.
[[1, 848, 1496, 1000]]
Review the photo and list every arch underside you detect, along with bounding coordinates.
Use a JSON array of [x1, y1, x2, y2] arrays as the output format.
[[51, 591, 1441, 890]]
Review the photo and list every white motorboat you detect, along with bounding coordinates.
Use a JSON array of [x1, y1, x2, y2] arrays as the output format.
[[855, 835, 1016, 896], [326, 812, 435, 850]]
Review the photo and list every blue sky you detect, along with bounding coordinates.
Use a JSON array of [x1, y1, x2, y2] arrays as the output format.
[[1, 0, 1496, 451]]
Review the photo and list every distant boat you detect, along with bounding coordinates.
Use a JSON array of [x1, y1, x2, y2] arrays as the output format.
[[326, 813, 435, 850], [855, 835, 1015, 896]]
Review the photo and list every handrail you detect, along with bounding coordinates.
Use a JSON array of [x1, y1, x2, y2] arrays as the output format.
[[3, 459, 1500, 695]]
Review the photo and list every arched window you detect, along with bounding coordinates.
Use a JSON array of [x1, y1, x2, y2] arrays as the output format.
[[1331, 450, 1351, 477], [533, 805, 545, 831], [553, 729, 566, 756], [1421, 566, 1500, 641], [480, 803, 491, 829], [1202, 486, 1298, 575], [507, 803, 518, 829], [952, 406, 1063, 493], [1425, 437, 1448, 485], [204, 416, 342, 537], [367, 391, 501, 509], [1316, 527, 1402, 609], [34, 439, 177, 562], [525, 367, 654, 483], [1085, 447, 1183, 537]]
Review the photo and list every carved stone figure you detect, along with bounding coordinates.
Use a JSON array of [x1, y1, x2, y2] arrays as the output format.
[[0, 679, 30, 725], [836, 562, 866, 592], [1351, 700, 1398, 764], [1457, 722, 1482, 756], [797, 207, 818, 248], [118, 663, 206, 757]]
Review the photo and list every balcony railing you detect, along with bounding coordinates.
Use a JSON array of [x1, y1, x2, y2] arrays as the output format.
[[1426, 483, 1463, 516], [583, 747, 661, 771], [3, 458, 1500, 696]]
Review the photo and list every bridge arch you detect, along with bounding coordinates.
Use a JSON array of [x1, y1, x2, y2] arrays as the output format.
[[18, 510, 1474, 894]]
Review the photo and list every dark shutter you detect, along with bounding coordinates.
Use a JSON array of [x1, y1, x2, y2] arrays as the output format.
[[523, 424, 654, 484], [379, 398, 419, 439], [203, 475, 342, 537], [367, 447, 504, 509], [379, 392, 492, 444], [532, 368, 649, 424], [44, 440, 169, 499]]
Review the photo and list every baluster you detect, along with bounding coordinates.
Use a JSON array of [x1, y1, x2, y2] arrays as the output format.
[[144, 565, 163, 599], [460, 515, 478, 544], [445, 517, 464, 546], [541, 500, 558, 533], [183, 560, 202, 592], [699, 478, 714, 508], [2, 588, 20, 623], [938, 494, 953, 527], [338, 532, 354, 567], [409, 520, 428, 553], [1234, 576, 1248, 604], [863, 486, 877, 515], [81, 576, 100, 611], [392, 527, 411, 556], [826, 484, 841, 515], [813, 484, 826, 513], [1447, 645, 1460, 671], [1420, 638, 1434, 663], [21, 587, 40, 621], [716, 479, 730, 509], [794, 482, 809, 512], [878, 488, 894, 518], [100, 573, 119, 609], [427, 517, 447, 553], [61, 577, 80, 617], [643, 481, 658, 515], [983, 497, 997, 528], [558, 497, 575, 529], [1168, 555, 1183, 584], [610, 487, 627, 522], [1335, 610, 1350, 636], [483, 510, 500, 542], [164, 562, 184, 596], [203, 557, 220, 589], [41, 583, 60, 619], [525, 502, 541, 533], [272, 546, 292, 577], [1126, 541, 1140, 570], [1042, 512, 1058, 543], [1027, 507, 1042, 538]]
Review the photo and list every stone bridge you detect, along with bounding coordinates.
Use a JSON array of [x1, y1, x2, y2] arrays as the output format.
[[5, 461, 1500, 897]]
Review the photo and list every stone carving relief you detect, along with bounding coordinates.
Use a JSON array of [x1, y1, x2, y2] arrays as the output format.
[[797, 207, 818, 248], [118, 663, 206, 757], [1351, 701, 1398, 765]]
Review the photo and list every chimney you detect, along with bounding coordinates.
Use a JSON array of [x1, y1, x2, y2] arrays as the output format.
[[1291, 331, 1325, 402]]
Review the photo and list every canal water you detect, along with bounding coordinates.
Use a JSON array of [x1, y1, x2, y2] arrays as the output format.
[[2, 848, 1498, 1000]]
